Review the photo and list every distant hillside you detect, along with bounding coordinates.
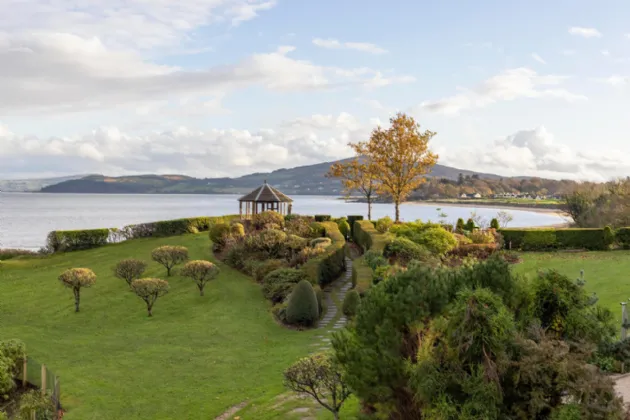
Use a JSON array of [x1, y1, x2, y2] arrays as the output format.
[[39, 160, 506, 195], [0, 175, 90, 192]]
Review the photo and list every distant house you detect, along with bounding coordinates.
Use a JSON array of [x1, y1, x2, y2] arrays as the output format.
[[460, 193, 481, 199]]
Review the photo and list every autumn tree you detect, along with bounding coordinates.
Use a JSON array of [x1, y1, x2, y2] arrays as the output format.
[[351, 113, 438, 222], [181, 260, 220, 296], [130, 278, 169, 317], [58, 268, 96, 312], [151, 246, 188, 276], [113, 258, 147, 287], [326, 158, 378, 220], [284, 352, 352, 420]]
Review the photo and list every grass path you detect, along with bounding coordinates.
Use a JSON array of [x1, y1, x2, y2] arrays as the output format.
[[0, 233, 317, 420]]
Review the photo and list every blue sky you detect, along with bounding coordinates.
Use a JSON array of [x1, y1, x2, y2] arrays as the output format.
[[1, 0, 629, 180]]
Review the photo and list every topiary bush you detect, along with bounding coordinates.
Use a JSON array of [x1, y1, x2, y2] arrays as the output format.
[[347, 215, 364, 233], [375, 216, 394, 233], [46, 228, 112, 253], [252, 211, 285, 230], [522, 230, 557, 251], [342, 290, 361, 318], [262, 268, 309, 303], [337, 219, 351, 238], [286, 280, 320, 326], [603, 225, 615, 248], [413, 227, 458, 255], [113, 258, 147, 287], [456, 218, 466, 233], [490, 218, 500, 229], [465, 218, 476, 231], [151, 245, 188, 276], [314, 215, 332, 222], [58, 267, 97, 312]]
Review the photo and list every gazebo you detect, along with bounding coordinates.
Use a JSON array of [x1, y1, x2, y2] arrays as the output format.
[[238, 180, 293, 219]]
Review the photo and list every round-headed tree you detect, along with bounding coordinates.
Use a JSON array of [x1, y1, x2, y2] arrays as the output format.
[[490, 218, 500, 229], [151, 245, 188, 276], [113, 258, 147, 287], [130, 278, 169, 317], [286, 280, 320, 326], [58, 268, 96, 312], [181, 260, 220, 296]]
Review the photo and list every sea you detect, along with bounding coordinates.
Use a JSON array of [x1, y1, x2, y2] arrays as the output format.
[[0, 193, 567, 250]]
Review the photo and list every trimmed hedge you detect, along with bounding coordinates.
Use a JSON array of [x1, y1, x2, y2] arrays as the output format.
[[123, 215, 239, 239], [617, 228, 630, 249], [347, 215, 364, 234], [498, 228, 612, 251], [351, 256, 372, 296], [314, 215, 332, 222], [301, 221, 346, 286], [46, 228, 115, 253], [353, 220, 390, 253]]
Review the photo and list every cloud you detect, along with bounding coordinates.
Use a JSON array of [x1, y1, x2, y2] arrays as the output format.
[[568, 26, 602, 38], [312, 38, 388, 54], [601, 50, 610, 56], [561, 49, 576, 56], [442, 127, 630, 181], [0, 114, 372, 178], [418, 68, 586, 115], [597, 75, 628, 86], [531, 53, 546, 64]]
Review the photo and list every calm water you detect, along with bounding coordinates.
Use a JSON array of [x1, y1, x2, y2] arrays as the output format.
[[0, 193, 566, 249]]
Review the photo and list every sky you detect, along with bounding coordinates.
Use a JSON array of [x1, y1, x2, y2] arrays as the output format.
[[1, 0, 630, 181]]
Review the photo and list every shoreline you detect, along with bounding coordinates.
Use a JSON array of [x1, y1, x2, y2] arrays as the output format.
[[404, 200, 567, 218]]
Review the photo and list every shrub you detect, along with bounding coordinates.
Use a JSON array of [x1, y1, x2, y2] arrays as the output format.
[[46, 228, 111, 253], [151, 245, 188, 276], [337, 219, 351, 238], [603, 225, 615, 247], [286, 216, 315, 237], [413, 227, 458, 255], [286, 234, 309, 252], [347, 215, 364, 233], [249, 229, 287, 258], [113, 258, 147, 287], [364, 249, 388, 271], [0, 357, 13, 399], [456, 218, 466, 233], [209, 222, 232, 248], [231, 222, 245, 239], [447, 243, 497, 260], [254, 259, 286, 283], [225, 243, 248, 269], [130, 278, 169, 317], [0, 339, 26, 377], [469, 230, 495, 245], [289, 246, 325, 267], [310, 222, 326, 238], [499, 228, 610, 251], [58, 268, 96, 312], [343, 290, 361, 318], [310, 237, 332, 248], [383, 237, 431, 265], [243, 259, 262, 276], [465, 218, 476, 231], [353, 220, 390, 252], [120, 215, 239, 240], [0, 248, 38, 261], [454, 233, 472, 246], [314, 215, 332, 222], [272, 302, 288, 323], [252, 211, 285, 230], [301, 222, 346, 286], [521, 230, 557, 251], [490, 218, 500, 229], [181, 260, 220, 296], [286, 280, 320, 326], [617, 227, 630, 249], [262, 268, 308, 303], [17, 390, 57, 420], [375, 216, 394, 233]]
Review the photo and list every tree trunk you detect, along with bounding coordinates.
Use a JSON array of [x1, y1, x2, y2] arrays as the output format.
[[166, 266, 172, 276], [74, 288, 80, 312], [199, 285, 204, 296], [333, 411, 339, 420], [367, 197, 372, 221], [147, 303, 153, 317], [395, 199, 400, 223]]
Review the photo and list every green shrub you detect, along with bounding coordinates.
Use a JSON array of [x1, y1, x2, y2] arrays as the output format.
[[310, 222, 326, 238], [447, 243, 497, 260], [499, 228, 611, 251], [342, 290, 361, 318], [490, 218, 500, 229], [17, 389, 57, 420], [617, 227, 630, 249], [465, 218, 476, 231], [456, 218, 466, 233], [347, 215, 364, 234], [0, 357, 14, 398], [286, 216, 315, 237], [243, 259, 262, 276], [353, 220, 390, 252], [289, 246, 325, 267], [121, 216, 239, 239], [301, 222, 346, 286], [364, 249, 388, 271], [337, 219, 351, 238], [231, 223, 245, 239], [310, 237, 332, 248], [522, 230, 557, 251], [262, 268, 308, 303], [603, 225, 615, 248], [383, 237, 431, 265], [440, 224, 454, 232], [252, 211, 285, 230], [469, 230, 495, 245], [253, 259, 286, 283], [0, 339, 26, 377], [0, 249, 38, 261], [286, 280, 320, 326], [208, 222, 232, 247], [413, 227, 458, 255], [225, 243, 248, 269], [314, 215, 332, 222], [46, 228, 112, 253], [375, 216, 394, 233]]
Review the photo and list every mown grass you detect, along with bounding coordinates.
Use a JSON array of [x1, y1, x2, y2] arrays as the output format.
[[515, 250, 630, 322], [0, 233, 318, 420]]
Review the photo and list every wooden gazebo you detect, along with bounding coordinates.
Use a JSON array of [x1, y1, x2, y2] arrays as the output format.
[[238, 180, 293, 219]]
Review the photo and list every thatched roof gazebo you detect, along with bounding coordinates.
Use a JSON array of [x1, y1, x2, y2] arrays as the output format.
[[238, 180, 293, 219]]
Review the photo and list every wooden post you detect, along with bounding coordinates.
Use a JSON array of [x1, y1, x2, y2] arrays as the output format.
[[239, 201, 242, 219], [41, 364, 47, 396], [22, 357, 27, 387]]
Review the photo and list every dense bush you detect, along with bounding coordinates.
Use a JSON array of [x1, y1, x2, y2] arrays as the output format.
[[0, 357, 13, 399], [151, 245, 188, 276], [375, 216, 394, 233], [522, 230, 557, 251], [113, 258, 147, 287], [253, 259, 286, 283], [0, 339, 26, 377], [46, 228, 112, 253], [252, 211, 285, 230], [286, 280, 320, 326], [289, 246, 325, 268], [468, 229, 495, 244], [225, 243, 248, 269], [231, 223, 245, 239], [309, 222, 326, 238], [500, 228, 611, 251], [16, 389, 57, 420], [446, 243, 497, 260], [490, 218, 500, 229], [58, 267, 97, 312], [617, 227, 630, 249], [314, 215, 332, 222], [465, 218, 476, 231], [209, 221, 234, 249], [456, 218, 466, 233], [383, 237, 431, 265], [262, 268, 308, 304], [413, 227, 458, 254], [364, 249, 388, 271], [122, 215, 238, 239], [286, 216, 316, 237], [243, 229, 287, 258], [337, 219, 351, 238], [342, 290, 361, 318], [353, 220, 390, 252], [301, 222, 346, 286], [0, 248, 38, 261]]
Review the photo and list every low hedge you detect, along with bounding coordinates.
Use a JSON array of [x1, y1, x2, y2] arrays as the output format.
[[351, 256, 372, 296], [314, 215, 332, 222], [353, 220, 390, 253], [617, 228, 630, 249], [498, 228, 612, 251], [46, 228, 116, 253], [301, 221, 346, 286], [122, 215, 239, 239], [347, 215, 364, 234]]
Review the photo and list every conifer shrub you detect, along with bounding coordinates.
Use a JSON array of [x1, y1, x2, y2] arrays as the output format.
[[490, 218, 500, 229], [253, 259, 285, 283], [262, 268, 308, 303], [286, 280, 320, 326], [342, 290, 361, 318], [465, 218, 476, 231], [383, 237, 431, 265], [456, 218, 466, 233]]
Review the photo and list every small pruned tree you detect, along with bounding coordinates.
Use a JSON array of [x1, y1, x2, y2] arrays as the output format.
[[284, 353, 352, 420], [326, 158, 379, 220], [490, 218, 500, 229], [113, 259, 147, 287], [130, 278, 169, 317], [181, 260, 220, 296], [497, 210, 514, 228], [58, 268, 96, 312], [151, 246, 188, 276]]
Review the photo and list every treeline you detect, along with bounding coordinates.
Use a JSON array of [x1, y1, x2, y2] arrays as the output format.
[[565, 177, 630, 227]]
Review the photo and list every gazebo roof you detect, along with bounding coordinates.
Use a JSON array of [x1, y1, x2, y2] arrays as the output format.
[[238, 181, 293, 203]]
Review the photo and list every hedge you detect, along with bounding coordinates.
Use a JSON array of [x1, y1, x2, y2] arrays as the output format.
[[616, 227, 630, 249], [347, 215, 364, 234], [314, 215, 332, 222], [46, 228, 116, 253], [351, 256, 372, 296], [352, 220, 391, 296], [122, 215, 239, 239], [301, 221, 346, 286], [498, 228, 612, 251]]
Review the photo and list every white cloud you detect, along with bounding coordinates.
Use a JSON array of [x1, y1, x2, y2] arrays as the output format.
[[442, 127, 630, 181], [597, 75, 628, 86], [568, 26, 602, 38], [531, 53, 546, 64], [601, 50, 610, 56], [561, 49, 576, 56], [418, 68, 586, 115], [312, 38, 388, 54]]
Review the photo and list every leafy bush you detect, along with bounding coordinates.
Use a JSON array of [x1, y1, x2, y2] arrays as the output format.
[[130, 278, 169, 317], [310, 237, 332, 248], [0, 339, 26, 377], [243, 259, 261, 276], [314, 215, 332, 222], [603, 225, 615, 247], [309, 222, 326, 238], [262, 268, 308, 303], [181, 260, 220, 296], [286, 216, 315, 237], [58, 267, 97, 312], [0, 357, 13, 399], [286, 280, 320, 326], [364, 249, 388, 271], [252, 211, 285, 230], [254, 259, 286, 283], [46, 228, 112, 253], [490, 218, 500, 229], [301, 222, 346, 286], [151, 245, 188, 276], [17, 390, 57, 420], [468, 230, 495, 245], [456, 218, 466, 233], [383, 237, 431, 265], [446, 243, 497, 260], [113, 258, 147, 286], [247, 229, 287, 258], [413, 227, 458, 255], [617, 227, 630, 249], [289, 246, 325, 268], [337, 219, 351, 238], [209, 222, 232, 248], [499, 228, 611, 251], [375, 216, 394, 233], [122, 216, 238, 239], [465, 218, 476, 231], [343, 290, 361, 317], [224, 243, 248, 269], [231, 222, 245, 239], [454, 233, 472, 246]]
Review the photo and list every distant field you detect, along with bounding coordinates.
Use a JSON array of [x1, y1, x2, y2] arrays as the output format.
[[515, 251, 630, 322]]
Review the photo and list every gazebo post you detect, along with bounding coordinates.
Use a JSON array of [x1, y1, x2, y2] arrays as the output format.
[[239, 201, 243, 219]]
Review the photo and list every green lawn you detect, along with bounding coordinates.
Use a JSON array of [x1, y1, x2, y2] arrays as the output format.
[[0, 233, 319, 419], [515, 250, 630, 322]]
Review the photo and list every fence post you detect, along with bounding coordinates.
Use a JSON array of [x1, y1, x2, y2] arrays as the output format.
[[621, 302, 628, 340], [54, 376, 61, 409], [22, 357, 27, 387], [41, 364, 47, 396]]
